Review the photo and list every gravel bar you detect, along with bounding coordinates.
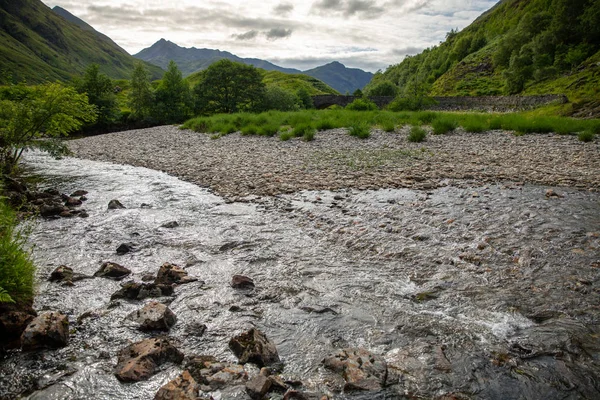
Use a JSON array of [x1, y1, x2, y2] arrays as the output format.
[[67, 125, 600, 198]]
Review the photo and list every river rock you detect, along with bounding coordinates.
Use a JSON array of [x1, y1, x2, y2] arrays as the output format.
[[231, 275, 255, 290], [39, 201, 67, 217], [111, 282, 175, 300], [94, 262, 132, 280], [116, 243, 136, 255], [229, 328, 281, 367], [114, 337, 184, 382], [322, 348, 387, 391], [70, 190, 88, 197], [64, 197, 82, 207], [246, 375, 271, 399], [128, 301, 176, 331], [0, 303, 36, 348], [154, 370, 206, 400], [108, 199, 126, 209], [161, 221, 179, 229], [186, 355, 248, 390], [21, 311, 69, 350], [155, 262, 199, 285], [48, 265, 90, 284]]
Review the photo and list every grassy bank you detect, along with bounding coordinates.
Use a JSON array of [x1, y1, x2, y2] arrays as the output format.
[[0, 195, 35, 305], [182, 110, 600, 141]]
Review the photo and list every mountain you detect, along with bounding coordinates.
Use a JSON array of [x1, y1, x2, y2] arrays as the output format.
[[135, 39, 300, 76], [303, 62, 373, 95], [135, 39, 373, 93], [365, 0, 600, 111], [52, 6, 114, 45], [0, 0, 163, 84]]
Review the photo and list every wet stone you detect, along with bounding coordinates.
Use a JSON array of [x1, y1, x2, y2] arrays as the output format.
[[154, 370, 204, 400], [114, 337, 184, 382], [48, 265, 90, 284], [231, 275, 255, 290], [70, 190, 88, 197], [21, 311, 69, 351], [110, 282, 175, 300], [0, 303, 36, 348], [161, 221, 179, 229], [116, 243, 136, 255], [94, 261, 132, 280], [155, 262, 200, 285], [246, 375, 271, 399], [322, 348, 387, 391], [229, 328, 281, 367], [64, 197, 82, 207], [186, 356, 248, 390], [108, 199, 126, 209], [128, 301, 176, 331]]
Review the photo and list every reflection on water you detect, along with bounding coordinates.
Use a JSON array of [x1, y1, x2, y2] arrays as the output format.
[[0, 151, 598, 399]]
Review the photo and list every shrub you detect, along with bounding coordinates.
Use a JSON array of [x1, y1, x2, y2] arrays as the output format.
[[432, 118, 458, 135], [408, 125, 427, 142], [578, 130, 595, 142], [346, 98, 378, 111], [348, 122, 371, 139], [292, 123, 315, 138], [279, 131, 293, 141], [0, 198, 35, 305]]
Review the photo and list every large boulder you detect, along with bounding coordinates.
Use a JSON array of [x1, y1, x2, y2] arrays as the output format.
[[110, 282, 174, 301], [128, 301, 176, 331], [154, 370, 209, 400], [155, 263, 199, 286], [322, 348, 387, 391], [94, 262, 131, 280], [0, 303, 36, 348], [114, 337, 184, 382], [186, 355, 248, 391], [228, 328, 281, 367], [108, 199, 126, 209], [21, 311, 69, 351]]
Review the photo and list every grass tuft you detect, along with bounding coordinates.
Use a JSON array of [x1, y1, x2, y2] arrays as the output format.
[[348, 122, 371, 139], [408, 125, 427, 142], [578, 130, 595, 142], [432, 118, 458, 135]]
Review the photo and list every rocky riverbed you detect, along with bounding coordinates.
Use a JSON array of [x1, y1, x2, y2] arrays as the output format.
[[0, 126, 599, 399], [67, 125, 600, 200]]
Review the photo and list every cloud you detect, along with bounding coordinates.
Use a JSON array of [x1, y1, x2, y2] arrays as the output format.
[[311, 0, 384, 19], [265, 27, 293, 40], [232, 30, 259, 40], [273, 2, 294, 16]]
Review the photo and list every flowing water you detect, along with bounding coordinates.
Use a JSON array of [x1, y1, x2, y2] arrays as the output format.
[[1, 152, 599, 399]]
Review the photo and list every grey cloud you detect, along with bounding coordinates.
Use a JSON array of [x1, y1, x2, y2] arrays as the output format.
[[391, 45, 423, 55], [265, 28, 293, 40], [232, 30, 259, 40], [311, 0, 384, 19], [273, 2, 294, 16]]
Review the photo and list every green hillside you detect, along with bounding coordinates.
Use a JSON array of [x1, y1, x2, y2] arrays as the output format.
[[366, 0, 600, 111], [186, 68, 339, 95], [0, 0, 163, 84]]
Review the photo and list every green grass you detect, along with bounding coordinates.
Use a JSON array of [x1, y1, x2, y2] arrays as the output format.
[[292, 123, 315, 138], [348, 122, 371, 139], [0, 197, 35, 305], [578, 130, 595, 142], [408, 126, 427, 142], [182, 109, 600, 139]]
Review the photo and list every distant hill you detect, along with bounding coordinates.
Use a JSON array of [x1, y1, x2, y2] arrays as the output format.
[[0, 0, 163, 84], [135, 39, 372, 93], [186, 68, 339, 96], [304, 62, 373, 95], [365, 0, 600, 112]]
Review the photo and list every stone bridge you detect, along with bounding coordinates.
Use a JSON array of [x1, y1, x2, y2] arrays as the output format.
[[311, 94, 568, 111], [311, 95, 393, 109]]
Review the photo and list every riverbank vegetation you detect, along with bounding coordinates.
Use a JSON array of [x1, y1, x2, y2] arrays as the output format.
[[0, 195, 35, 305], [181, 109, 600, 141]]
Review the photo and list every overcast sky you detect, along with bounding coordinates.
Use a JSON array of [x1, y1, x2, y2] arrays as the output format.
[[42, 0, 498, 72]]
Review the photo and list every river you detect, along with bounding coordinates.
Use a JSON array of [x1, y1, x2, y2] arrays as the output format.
[[1, 151, 599, 399]]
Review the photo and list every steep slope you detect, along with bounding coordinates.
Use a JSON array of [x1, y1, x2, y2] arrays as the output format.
[[365, 0, 600, 106], [0, 0, 163, 84], [135, 39, 373, 93], [303, 62, 373, 94]]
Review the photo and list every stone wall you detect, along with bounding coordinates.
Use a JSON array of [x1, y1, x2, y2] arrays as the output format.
[[311, 94, 568, 111]]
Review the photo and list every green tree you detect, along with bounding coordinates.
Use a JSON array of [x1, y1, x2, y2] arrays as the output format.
[[366, 81, 399, 97], [75, 64, 119, 126], [352, 88, 364, 97], [154, 61, 192, 123], [262, 86, 299, 111], [128, 61, 154, 120], [0, 83, 96, 174], [194, 60, 266, 114], [296, 87, 314, 109]]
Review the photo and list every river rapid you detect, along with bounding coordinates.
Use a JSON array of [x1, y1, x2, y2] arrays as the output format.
[[1, 151, 599, 399]]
